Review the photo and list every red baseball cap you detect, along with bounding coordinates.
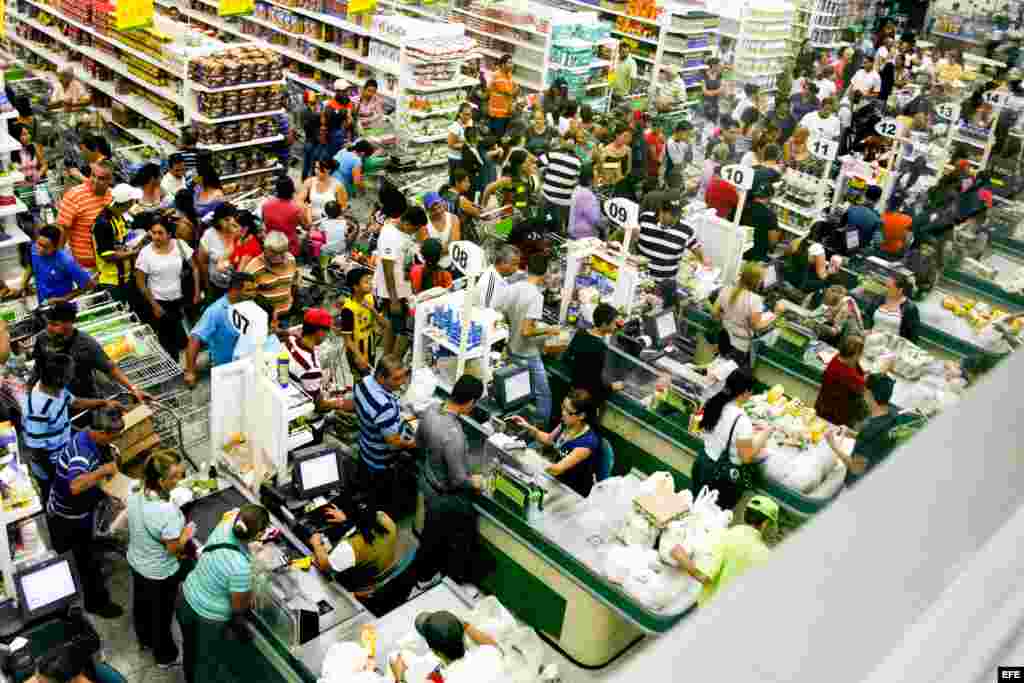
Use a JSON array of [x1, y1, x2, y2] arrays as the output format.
[[304, 308, 332, 329], [979, 189, 993, 208]]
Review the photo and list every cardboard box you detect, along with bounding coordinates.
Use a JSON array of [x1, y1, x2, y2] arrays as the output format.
[[112, 405, 157, 463]]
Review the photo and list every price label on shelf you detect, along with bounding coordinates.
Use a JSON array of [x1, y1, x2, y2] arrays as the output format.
[[875, 118, 901, 139], [721, 164, 753, 190], [603, 197, 640, 228], [935, 102, 960, 121], [809, 137, 839, 162], [449, 241, 485, 277]]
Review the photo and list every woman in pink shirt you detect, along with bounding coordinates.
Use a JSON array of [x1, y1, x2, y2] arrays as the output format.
[[354, 79, 386, 132], [261, 176, 310, 257]]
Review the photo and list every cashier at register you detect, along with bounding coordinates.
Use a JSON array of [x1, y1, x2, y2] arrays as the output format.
[[306, 497, 398, 588]]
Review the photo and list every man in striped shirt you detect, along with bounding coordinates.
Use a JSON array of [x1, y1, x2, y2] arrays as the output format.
[[47, 407, 124, 618], [57, 159, 113, 269], [636, 199, 704, 302], [286, 308, 348, 437], [244, 230, 299, 324], [538, 136, 582, 231], [353, 354, 415, 515]]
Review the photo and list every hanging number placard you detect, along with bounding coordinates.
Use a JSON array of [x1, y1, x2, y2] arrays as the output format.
[[721, 164, 754, 190], [809, 137, 839, 162], [449, 241, 486, 277], [875, 118, 900, 138], [935, 102, 960, 121], [603, 197, 640, 228], [983, 90, 1011, 108]]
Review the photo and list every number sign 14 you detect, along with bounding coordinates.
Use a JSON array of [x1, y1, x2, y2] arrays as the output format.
[[935, 103, 959, 121], [721, 164, 753, 190]]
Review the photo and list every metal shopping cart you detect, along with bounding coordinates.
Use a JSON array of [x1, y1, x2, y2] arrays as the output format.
[[476, 206, 518, 263], [93, 323, 185, 399], [150, 385, 212, 468]]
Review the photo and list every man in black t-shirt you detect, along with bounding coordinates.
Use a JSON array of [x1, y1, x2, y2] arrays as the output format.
[[741, 183, 782, 263], [827, 373, 903, 487]]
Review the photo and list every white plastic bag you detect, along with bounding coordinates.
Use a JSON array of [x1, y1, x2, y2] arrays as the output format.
[[502, 627, 545, 683], [467, 596, 517, 644], [617, 511, 658, 547], [321, 642, 371, 681], [404, 368, 439, 411]]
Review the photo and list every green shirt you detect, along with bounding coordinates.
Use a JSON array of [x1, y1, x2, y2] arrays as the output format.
[[613, 56, 638, 97], [127, 492, 185, 580], [183, 518, 252, 622], [698, 525, 770, 606]]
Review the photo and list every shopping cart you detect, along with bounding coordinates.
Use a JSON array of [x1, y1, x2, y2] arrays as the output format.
[[93, 324, 185, 399], [476, 206, 518, 263], [151, 386, 212, 468]]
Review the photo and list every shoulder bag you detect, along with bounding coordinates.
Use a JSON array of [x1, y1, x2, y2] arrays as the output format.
[[711, 413, 758, 509], [177, 239, 196, 305]]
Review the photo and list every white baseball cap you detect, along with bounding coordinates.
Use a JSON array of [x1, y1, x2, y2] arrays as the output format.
[[110, 183, 143, 205]]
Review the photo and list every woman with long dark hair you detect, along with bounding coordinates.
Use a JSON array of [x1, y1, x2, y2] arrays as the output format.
[[307, 496, 398, 589], [135, 214, 201, 356], [690, 368, 773, 508], [193, 165, 224, 221]]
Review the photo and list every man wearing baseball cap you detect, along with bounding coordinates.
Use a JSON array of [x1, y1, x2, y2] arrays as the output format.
[[389, 611, 500, 683], [670, 495, 777, 606], [47, 406, 126, 618], [325, 78, 353, 157], [827, 372, 901, 486], [91, 182, 143, 303], [285, 308, 349, 438]]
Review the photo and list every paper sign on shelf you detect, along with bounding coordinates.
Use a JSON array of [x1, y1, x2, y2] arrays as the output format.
[[218, 0, 254, 17], [603, 197, 639, 228], [348, 0, 377, 13], [449, 240, 485, 277], [721, 164, 753, 190], [114, 0, 154, 30]]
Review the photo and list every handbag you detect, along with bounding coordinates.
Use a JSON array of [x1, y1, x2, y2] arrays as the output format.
[[711, 414, 757, 509], [176, 239, 196, 305]]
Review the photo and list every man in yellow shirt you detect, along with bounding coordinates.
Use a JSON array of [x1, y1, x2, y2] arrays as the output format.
[[671, 495, 777, 606], [487, 55, 519, 138]]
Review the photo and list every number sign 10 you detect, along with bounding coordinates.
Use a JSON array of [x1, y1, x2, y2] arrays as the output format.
[[721, 164, 753, 190]]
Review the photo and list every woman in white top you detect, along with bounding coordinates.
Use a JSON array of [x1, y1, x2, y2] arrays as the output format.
[[713, 262, 771, 363], [447, 103, 474, 177], [299, 158, 348, 224], [870, 273, 920, 342], [422, 191, 461, 269], [135, 214, 200, 357], [127, 449, 192, 667], [691, 368, 773, 508], [196, 204, 238, 301]]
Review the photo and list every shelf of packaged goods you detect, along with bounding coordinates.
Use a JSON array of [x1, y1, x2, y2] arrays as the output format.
[[189, 78, 288, 93], [459, 25, 546, 53], [809, 41, 849, 49], [243, 15, 402, 76], [777, 221, 809, 237], [550, 0, 660, 26], [21, 0, 185, 77], [679, 64, 707, 72], [610, 29, 658, 45], [98, 109, 177, 153], [664, 25, 717, 35], [381, 0, 449, 20], [11, 11, 185, 105], [196, 134, 285, 151], [261, 0, 403, 46], [773, 196, 821, 218], [408, 105, 460, 118], [221, 164, 283, 179], [190, 108, 286, 124], [7, 34, 183, 134], [450, 7, 548, 38], [423, 326, 508, 358], [404, 76, 478, 93], [663, 44, 715, 54], [286, 71, 333, 94], [551, 59, 611, 73]]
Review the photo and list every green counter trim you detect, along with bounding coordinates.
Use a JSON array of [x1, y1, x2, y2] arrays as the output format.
[[942, 267, 1024, 309], [755, 342, 825, 386], [473, 495, 695, 634], [993, 233, 1024, 259], [477, 536, 569, 638]]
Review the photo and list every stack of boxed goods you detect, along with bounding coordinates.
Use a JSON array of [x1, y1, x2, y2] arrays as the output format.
[[212, 148, 278, 177], [187, 47, 285, 88], [196, 84, 286, 118], [60, 0, 93, 26]]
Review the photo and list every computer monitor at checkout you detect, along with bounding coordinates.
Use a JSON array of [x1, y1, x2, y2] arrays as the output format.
[[14, 553, 82, 620], [648, 310, 678, 347], [294, 448, 343, 499], [493, 365, 533, 412]]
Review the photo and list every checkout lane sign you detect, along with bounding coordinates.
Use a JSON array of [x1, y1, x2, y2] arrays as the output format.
[[603, 197, 640, 228], [809, 137, 839, 162], [721, 164, 754, 191], [449, 240, 485, 277]]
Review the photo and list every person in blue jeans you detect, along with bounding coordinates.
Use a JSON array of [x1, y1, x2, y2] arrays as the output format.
[[499, 253, 559, 426]]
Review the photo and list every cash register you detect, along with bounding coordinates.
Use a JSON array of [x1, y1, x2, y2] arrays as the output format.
[[261, 447, 353, 539]]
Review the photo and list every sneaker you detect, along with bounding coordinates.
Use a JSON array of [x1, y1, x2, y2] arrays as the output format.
[[85, 603, 124, 619]]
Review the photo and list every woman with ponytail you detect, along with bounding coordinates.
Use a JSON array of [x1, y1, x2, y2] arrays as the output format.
[[126, 449, 190, 668], [178, 503, 270, 683], [712, 262, 770, 365], [690, 368, 774, 508]]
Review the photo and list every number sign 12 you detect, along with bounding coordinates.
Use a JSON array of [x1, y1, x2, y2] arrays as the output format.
[[449, 240, 485, 277], [810, 137, 838, 162], [875, 118, 900, 138], [721, 164, 753, 190]]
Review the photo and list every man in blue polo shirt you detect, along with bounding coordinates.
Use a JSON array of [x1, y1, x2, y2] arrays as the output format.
[[844, 185, 883, 250], [48, 406, 124, 618], [353, 354, 415, 516], [13, 224, 94, 304], [184, 271, 256, 387]]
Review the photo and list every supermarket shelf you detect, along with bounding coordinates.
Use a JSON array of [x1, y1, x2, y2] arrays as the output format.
[[610, 29, 658, 45], [408, 105, 460, 118], [190, 78, 287, 93], [286, 72, 333, 94], [460, 25, 546, 52], [664, 26, 717, 35], [12, 11, 184, 105], [772, 196, 821, 218], [98, 109, 176, 153], [190, 108, 286, 124], [381, 0, 449, 20], [408, 132, 448, 143], [451, 7, 547, 38], [511, 74, 543, 90], [222, 164, 282, 179], [552, 58, 611, 73], [197, 134, 285, 151], [262, 0, 405, 46], [22, 0, 186, 77], [404, 76, 478, 92], [550, 0, 660, 26], [423, 326, 508, 358], [680, 64, 707, 72], [809, 40, 850, 49], [7, 33, 183, 134], [663, 44, 715, 53]]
